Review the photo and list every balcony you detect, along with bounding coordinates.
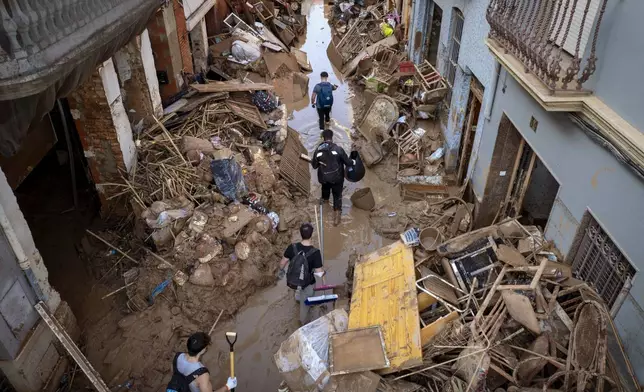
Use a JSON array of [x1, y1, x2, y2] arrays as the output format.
[[486, 0, 644, 180], [486, 0, 608, 95], [0, 0, 163, 101]]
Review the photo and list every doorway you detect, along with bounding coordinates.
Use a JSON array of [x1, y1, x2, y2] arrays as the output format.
[[425, 4, 443, 66], [456, 78, 483, 185], [475, 115, 559, 228], [7, 100, 100, 326]]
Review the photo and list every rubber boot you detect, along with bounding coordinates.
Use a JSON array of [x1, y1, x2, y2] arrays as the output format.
[[333, 210, 341, 226]]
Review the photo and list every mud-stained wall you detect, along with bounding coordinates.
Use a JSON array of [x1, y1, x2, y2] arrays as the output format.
[[474, 70, 644, 378], [410, 0, 498, 179]]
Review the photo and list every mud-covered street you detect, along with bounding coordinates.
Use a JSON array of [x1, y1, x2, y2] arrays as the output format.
[[205, 2, 395, 390]]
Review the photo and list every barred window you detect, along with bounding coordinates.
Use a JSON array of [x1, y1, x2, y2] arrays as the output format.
[[571, 215, 636, 309]]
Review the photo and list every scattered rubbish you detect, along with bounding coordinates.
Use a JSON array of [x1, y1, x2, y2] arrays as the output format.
[[274, 309, 349, 391]]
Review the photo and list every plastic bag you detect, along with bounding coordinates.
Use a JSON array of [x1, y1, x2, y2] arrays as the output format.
[[231, 40, 261, 63], [252, 90, 279, 112], [345, 151, 365, 182], [274, 309, 348, 391], [380, 22, 394, 37], [428, 147, 445, 163], [210, 158, 248, 201]]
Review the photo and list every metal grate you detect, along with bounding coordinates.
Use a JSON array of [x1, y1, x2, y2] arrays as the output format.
[[571, 217, 635, 308], [0, 369, 15, 392], [445, 8, 464, 105]]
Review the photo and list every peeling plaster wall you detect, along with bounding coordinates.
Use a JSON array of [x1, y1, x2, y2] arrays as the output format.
[[417, 0, 498, 178], [407, 0, 432, 64], [140, 29, 163, 118], [99, 60, 136, 173], [473, 71, 644, 378]]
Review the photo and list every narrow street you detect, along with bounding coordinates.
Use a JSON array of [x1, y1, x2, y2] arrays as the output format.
[[205, 1, 396, 389]]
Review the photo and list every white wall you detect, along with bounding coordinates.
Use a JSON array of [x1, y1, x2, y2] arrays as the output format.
[[99, 59, 137, 173], [140, 29, 163, 118]]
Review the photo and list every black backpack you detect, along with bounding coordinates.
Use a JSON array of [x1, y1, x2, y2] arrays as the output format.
[[317, 142, 343, 184], [166, 353, 209, 392], [286, 244, 318, 289]]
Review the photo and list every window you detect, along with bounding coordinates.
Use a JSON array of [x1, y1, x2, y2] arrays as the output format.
[[445, 8, 464, 105], [571, 214, 636, 309]]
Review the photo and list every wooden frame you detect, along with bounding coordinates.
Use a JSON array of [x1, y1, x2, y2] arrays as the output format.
[[456, 81, 483, 185]]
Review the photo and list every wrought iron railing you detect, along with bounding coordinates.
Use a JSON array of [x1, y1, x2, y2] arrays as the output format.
[[486, 0, 608, 92]]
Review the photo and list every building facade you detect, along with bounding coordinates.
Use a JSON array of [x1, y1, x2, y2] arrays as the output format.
[[0, 0, 224, 389], [409, 0, 644, 384]]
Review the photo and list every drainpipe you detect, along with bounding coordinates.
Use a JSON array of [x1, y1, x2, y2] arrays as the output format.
[[484, 60, 501, 121], [0, 201, 45, 302]]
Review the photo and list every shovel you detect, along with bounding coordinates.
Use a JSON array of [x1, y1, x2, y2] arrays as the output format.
[[225, 332, 238, 392]]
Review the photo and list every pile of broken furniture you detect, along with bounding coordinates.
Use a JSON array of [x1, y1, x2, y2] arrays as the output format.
[[275, 218, 640, 392], [328, 2, 452, 191]]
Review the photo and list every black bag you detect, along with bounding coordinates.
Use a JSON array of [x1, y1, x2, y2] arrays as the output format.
[[345, 151, 365, 182], [210, 158, 248, 200], [286, 244, 318, 289], [166, 353, 209, 392], [317, 143, 343, 184]]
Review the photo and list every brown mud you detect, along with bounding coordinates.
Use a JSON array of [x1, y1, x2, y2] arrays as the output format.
[[70, 1, 401, 391]]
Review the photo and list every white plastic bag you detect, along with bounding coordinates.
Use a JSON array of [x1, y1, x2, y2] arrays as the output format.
[[274, 309, 349, 391], [428, 147, 445, 163]]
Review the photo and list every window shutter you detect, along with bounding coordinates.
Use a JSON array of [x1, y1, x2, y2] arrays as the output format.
[[551, 0, 601, 56]]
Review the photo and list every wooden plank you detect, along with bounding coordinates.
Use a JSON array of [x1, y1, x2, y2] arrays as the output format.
[[420, 311, 459, 346], [496, 244, 528, 266], [35, 302, 110, 392], [191, 81, 274, 93], [329, 327, 389, 375], [349, 241, 422, 374], [226, 100, 267, 129]]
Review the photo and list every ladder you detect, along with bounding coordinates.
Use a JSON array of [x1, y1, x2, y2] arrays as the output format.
[[34, 302, 110, 392]]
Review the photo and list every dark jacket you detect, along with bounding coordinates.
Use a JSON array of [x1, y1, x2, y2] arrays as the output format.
[[312, 141, 352, 184]]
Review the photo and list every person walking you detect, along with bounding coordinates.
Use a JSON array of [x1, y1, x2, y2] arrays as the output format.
[[278, 223, 324, 326], [311, 71, 337, 130], [166, 332, 237, 392], [312, 129, 352, 226]]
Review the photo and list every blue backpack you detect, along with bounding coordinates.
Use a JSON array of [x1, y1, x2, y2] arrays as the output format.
[[318, 82, 334, 108]]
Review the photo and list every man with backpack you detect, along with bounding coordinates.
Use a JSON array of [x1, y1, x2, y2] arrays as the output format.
[[311, 71, 338, 130], [278, 223, 324, 326], [312, 129, 353, 226], [166, 332, 237, 392]]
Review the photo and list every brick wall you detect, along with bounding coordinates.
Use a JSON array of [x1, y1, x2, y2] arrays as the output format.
[[173, 0, 194, 74], [68, 67, 127, 208]]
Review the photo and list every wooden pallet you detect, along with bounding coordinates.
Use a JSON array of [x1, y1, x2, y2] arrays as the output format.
[[279, 127, 310, 195]]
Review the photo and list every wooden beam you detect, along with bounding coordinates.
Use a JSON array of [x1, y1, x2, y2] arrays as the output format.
[[420, 311, 459, 346], [191, 82, 274, 93]]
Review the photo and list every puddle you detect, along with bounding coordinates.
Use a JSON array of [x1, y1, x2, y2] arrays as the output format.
[[205, 1, 398, 390]]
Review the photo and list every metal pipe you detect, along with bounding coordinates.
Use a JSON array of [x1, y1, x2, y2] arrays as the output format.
[[0, 198, 45, 301], [57, 99, 79, 210], [484, 60, 501, 120]]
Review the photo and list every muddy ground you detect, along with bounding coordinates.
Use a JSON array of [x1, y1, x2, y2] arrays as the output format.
[[33, 1, 409, 391]]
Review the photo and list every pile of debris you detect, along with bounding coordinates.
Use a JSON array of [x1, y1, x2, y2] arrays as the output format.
[[326, 2, 451, 189], [274, 219, 640, 392], [87, 74, 314, 389], [207, 2, 312, 105]]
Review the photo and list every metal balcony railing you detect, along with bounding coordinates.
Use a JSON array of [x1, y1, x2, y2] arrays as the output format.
[[486, 0, 608, 92]]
